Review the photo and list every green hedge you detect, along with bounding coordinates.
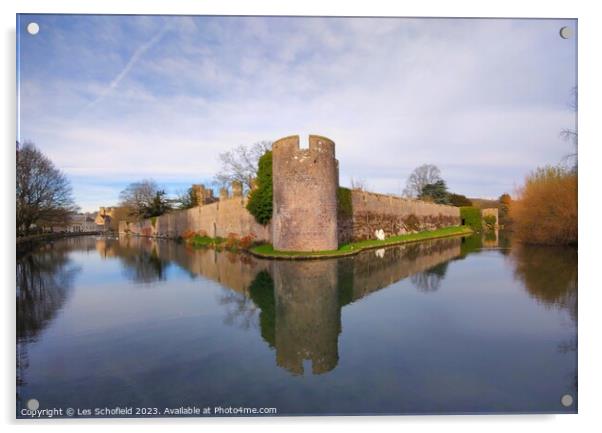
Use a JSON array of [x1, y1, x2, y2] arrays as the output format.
[[337, 186, 353, 218], [460, 206, 482, 231]]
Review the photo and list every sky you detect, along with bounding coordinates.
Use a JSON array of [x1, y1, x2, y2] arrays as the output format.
[[17, 15, 577, 212]]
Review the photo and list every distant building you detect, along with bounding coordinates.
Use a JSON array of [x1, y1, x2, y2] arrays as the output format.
[[95, 207, 115, 231], [67, 214, 98, 233]]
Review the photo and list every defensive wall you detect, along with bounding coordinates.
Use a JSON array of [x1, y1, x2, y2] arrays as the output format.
[[119, 134, 461, 249], [119, 184, 271, 242], [338, 190, 461, 243]]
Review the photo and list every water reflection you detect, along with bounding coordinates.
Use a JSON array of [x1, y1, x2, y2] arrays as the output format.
[[16, 242, 81, 403], [16, 233, 578, 414], [110, 237, 463, 375], [510, 245, 577, 323]]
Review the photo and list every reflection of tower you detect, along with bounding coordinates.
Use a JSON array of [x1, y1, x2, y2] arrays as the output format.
[[271, 260, 340, 375]]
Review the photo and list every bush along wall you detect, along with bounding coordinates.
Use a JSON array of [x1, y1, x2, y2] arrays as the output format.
[[336, 187, 354, 244], [247, 150, 273, 225], [460, 206, 482, 231]]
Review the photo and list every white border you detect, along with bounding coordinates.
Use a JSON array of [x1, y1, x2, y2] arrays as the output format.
[[3, 1, 601, 432]]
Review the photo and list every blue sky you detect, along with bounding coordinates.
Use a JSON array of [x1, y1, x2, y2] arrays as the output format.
[[17, 15, 576, 212]]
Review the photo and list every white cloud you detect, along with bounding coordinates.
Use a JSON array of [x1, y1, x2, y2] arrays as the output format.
[[19, 16, 577, 211]]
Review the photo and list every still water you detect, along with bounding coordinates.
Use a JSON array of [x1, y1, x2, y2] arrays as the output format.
[[16, 233, 577, 416]]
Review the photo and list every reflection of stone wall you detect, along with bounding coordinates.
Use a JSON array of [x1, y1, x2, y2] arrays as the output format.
[[271, 260, 340, 375], [116, 236, 267, 293], [99, 235, 465, 377], [119, 191, 271, 243], [344, 191, 461, 241], [348, 238, 462, 301]]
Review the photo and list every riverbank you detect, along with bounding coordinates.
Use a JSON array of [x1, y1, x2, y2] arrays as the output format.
[[17, 231, 103, 255], [248, 226, 473, 260]]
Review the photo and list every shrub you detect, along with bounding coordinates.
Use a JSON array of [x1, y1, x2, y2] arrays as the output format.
[[181, 229, 196, 240], [510, 166, 577, 245], [225, 233, 239, 250], [403, 214, 420, 232], [239, 233, 256, 249], [246, 151, 273, 225], [483, 214, 497, 230], [460, 206, 482, 231]]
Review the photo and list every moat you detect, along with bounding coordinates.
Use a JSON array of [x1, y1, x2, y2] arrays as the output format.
[[16, 234, 577, 416]]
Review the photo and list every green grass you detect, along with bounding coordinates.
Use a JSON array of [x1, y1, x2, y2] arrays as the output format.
[[250, 226, 473, 259], [188, 235, 225, 248]]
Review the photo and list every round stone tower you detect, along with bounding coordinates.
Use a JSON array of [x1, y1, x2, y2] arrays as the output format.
[[272, 135, 339, 251]]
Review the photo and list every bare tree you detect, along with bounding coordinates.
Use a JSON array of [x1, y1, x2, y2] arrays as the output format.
[[214, 141, 272, 192], [350, 177, 370, 192], [16, 141, 78, 236], [560, 86, 578, 170], [119, 179, 170, 219], [403, 164, 442, 198]]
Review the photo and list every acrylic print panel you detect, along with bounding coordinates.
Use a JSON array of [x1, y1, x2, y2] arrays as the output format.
[[16, 14, 577, 418]]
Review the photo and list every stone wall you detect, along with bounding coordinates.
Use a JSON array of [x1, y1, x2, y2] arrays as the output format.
[[271, 135, 339, 252], [339, 190, 461, 242], [119, 190, 271, 242]]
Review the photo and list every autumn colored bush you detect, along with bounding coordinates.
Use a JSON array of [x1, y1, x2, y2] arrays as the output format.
[[181, 229, 197, 240], [510, 166, 577, 245], [225, 233, 239, 250], [239, 233, 256, 249]]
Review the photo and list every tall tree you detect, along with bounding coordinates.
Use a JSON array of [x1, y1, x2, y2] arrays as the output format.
[[16, 141, 78, 236], [176, 186, 198, 210], [246, 150, 273, 225], [419, 180, 450, 205], [214, 141, 272, 192], [403, 164, 442, 198], [499, 193, 512, 222], [119, 179, 171, 219]]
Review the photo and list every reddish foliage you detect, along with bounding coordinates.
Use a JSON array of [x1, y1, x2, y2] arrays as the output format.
[[511, 166, 577, 245]]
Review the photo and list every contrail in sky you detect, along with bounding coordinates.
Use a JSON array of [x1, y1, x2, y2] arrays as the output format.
[[85, 24, 170, 110]]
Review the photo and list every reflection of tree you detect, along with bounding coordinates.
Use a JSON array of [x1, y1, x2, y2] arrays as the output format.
[[410, 262, 449, 292], [118, 246, 168, 284], [510, 244, 578, 392], [510, 245, 577, 323], [459, 234, 482, 257], [248, 271, 276, 347], [16, 246, 80, 403]]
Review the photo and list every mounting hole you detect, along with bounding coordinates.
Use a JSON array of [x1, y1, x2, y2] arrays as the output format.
[[27, 22, 40, 35], [559, 26, 572, 39], [561, 394, 574, 407]]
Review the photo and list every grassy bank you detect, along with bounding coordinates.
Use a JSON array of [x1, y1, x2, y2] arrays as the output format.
[[249, 226, 473, 259]]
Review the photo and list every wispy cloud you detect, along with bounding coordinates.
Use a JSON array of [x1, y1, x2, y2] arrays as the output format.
[[86, 23, 171, 109]]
